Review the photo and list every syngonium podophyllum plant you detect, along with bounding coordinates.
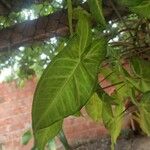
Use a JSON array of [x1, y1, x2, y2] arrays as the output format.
[[32, 0, 150, 150]]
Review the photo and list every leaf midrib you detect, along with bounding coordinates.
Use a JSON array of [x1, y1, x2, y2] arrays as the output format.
[[35, 57, 81, 130]]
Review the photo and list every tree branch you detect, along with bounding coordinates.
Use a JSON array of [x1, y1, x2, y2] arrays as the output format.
[[0, 9, 69, 52], [0, 2, 129, 52]]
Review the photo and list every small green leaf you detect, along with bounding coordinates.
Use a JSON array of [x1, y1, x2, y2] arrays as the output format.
[[85, 93, 102, 122], [102, 103, 123, 150], [138, 91, 150, 135], [22, 130, 32, 145], [88, 0, 106, 27], [131, 58, 150, 80]]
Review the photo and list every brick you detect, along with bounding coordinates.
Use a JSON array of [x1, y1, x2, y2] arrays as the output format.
[[0, 78, 109, 149]]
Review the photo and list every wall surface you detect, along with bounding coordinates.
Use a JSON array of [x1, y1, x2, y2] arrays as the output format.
[[0, 78, 109, 150]]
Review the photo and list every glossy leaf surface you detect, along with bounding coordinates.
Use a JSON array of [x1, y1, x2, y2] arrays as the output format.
[[32, 14, 107, 149]]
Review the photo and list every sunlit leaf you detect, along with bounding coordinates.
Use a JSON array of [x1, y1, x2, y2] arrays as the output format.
[[102, 103, 123, 149], [32, 14, 107, 149]]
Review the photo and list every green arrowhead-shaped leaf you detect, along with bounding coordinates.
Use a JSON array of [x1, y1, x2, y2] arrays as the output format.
[[88, 0, 106, 26], [102, 103, 123, 149], [32, 14, 107, 149], [85, 93, 102, 122]]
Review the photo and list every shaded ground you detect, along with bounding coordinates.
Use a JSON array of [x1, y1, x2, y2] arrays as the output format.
[[70, 136, 150, 150]]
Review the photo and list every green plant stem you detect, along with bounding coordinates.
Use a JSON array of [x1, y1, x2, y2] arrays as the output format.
[[102, 81, 124, 90], [58, 129, 71, 150]]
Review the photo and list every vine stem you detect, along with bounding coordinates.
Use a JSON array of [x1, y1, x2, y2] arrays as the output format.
[[102, 81, 124, 90], [99, 71, 114, 83]]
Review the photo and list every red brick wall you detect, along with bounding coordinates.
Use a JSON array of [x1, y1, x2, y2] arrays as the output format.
[[0, 78, 108, 150]]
